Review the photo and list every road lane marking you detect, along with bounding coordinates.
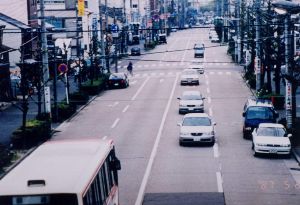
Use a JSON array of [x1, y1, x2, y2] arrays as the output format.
[[111, 118, 120, 128], [131, 77, 150, 101], [207, 88, 210, 94], [102, 136, 107, 140], [213, 143, 219, 158], [181, 39, 190, 65], [226, 71, 231, 75], [204, 74, 208, 79], [206, 80, 209, 86], [216, 172, 224, 193], [209, 107, 213, 116], [111, 118, 120, 129], [122, 105, 129, 113], [135, 73, 179, 205], [131, 80, 137, 85], [207, 97, 211, 104]]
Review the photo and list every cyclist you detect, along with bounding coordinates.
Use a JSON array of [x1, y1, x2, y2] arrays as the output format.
[[127, 61, 133, 76]]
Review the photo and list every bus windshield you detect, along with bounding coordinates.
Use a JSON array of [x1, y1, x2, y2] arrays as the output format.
[[0, 194, 78, 205]]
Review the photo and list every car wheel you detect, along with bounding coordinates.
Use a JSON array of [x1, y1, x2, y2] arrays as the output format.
[[179, 141, 184, 146]]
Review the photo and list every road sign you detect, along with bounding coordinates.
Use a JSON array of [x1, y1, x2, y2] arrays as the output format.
[[111, 24, 118, 33], [58, 63, 68, 73]]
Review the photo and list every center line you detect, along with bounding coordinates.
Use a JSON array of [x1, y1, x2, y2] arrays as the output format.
[[216, 172, 224, 193], [207, 88, 210, 94], [213, 143, 219, 158], [122, 105, 129, 113], [131, 77, 150, 101], [135, 73, 179, 205], [111, 118, 120, 129]]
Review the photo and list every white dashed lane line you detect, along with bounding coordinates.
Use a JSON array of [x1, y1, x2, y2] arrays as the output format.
[[111, 118, 120, 129], [122, 105, 130, 113]]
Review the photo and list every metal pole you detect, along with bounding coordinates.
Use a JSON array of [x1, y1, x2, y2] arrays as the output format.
[[222, 0, 224, 43], [255, 0, 261, 92], [237, 0, 241, 63], [285, 15, 293, 130], [39, 0, 51, 117], [99, 0, 106, 72]]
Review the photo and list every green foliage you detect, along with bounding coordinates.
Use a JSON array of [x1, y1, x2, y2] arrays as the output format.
[[80, 76, 107, 95], [11, 119, 51, 149], [243, 71, 256, 89], [0, 143, 12, 170], [144, 41, 157, 50], [69, 91, 89, 106], [53, 101, 77, 122]]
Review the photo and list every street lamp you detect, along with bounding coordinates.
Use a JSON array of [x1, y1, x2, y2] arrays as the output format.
[[272, 0, 300, 131]]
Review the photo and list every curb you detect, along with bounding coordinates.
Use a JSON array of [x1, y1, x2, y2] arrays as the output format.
[[292, 148, 300, 165]]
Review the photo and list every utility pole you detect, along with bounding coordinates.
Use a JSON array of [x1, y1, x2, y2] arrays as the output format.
[[222, 0, 224, 43], [39, 0, 51, 118], [255, 0, 261, 92], [284, 14, 293, 130], [237, 0, 241, 63], [99, 0, 106, 72]]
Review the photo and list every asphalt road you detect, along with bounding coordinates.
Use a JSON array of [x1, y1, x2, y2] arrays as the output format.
[[52, 28, 300, 205]]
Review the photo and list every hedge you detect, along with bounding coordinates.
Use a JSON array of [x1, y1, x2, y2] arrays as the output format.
[[80, 77, 107, 95], [11, 119, 51, 149]]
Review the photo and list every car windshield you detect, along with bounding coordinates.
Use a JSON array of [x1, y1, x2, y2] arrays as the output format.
[[182, 70, 197, 75], [182, 95, 202, 100], [183, 117, 211, 126], [246, 107, 274, 120], [109, 73, 124, 79], [257, 127, 286, 137]]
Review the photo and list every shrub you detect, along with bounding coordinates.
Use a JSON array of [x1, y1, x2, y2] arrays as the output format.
[[80, 77, 107, 95], [69, 91, 89, 106], [0, 143, 12, 170], [11, 120, 51, 149], [53, 102, 77, 122]]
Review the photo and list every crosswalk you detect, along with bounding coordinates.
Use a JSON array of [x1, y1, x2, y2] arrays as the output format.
[[117, 62, 233, 69], [129, 71, 239, 79]]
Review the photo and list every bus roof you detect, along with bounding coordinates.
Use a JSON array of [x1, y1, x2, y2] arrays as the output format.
[[0, 138, 113, 196]]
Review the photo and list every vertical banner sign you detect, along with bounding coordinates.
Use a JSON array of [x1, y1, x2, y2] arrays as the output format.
[[78, 0, 84, 17]]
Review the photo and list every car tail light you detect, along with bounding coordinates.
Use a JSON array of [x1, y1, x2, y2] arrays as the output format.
[[121, 80, 125, 83]]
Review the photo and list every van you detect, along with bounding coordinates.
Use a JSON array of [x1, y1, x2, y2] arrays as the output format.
[[242, 98, 279, 139], [194, 43, 205, 58]]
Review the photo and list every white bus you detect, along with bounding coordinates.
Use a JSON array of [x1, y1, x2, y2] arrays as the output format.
[[0, 138, 121, 205]]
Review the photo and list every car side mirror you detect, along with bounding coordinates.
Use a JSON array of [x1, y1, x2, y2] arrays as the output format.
[[177, 122, 182, 126], [202, 97, 206, 100], [177, 97, 181, 100], [213, 122, 217, 125], [242, 112, 245, 117], [287, 134, 292, 138]]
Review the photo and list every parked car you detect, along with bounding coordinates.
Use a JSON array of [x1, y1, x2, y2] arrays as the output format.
[[180, 69, 199, 85], [158, 34, 167, 44], [178, 91, 205, 114], [242, 98, 279, 139], [188, 61, 204, 74], [178, 113, 216, 146], [131, 47, 141, 56], [194, 43, 205, 58], [108, 72, 129, 89], [252, 123, 291, 157], [211, 35, 220, 43]]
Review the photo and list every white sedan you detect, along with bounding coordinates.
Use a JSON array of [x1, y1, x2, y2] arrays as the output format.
[[180, 69, 199, 85], [188, 61, 204, 74], [177, 91, 205, 114], [178, 113, 216, 146], [252, 123, 291, 157]]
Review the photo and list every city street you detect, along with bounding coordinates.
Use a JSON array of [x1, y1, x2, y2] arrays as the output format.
[[51, 28, 300, 205]]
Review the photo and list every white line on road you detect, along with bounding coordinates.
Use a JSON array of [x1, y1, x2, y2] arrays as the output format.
[[216, 172, 224, 193], [131, 77, 150, 101], [207, 97, 211, 104], [204, 74, 208, 79], [206, 80, 209, 86], [111, 118, 120, 129], [135, 73, 179, 205], [122, 105, 130, 113], [209, 107, 213, 116], [207, 88, 210, 94], [213, 143, 219, 158], [102, 136, 107, 140], [181, 39, 190, 64], [131, 80, 137, 85]]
